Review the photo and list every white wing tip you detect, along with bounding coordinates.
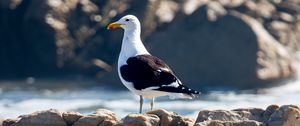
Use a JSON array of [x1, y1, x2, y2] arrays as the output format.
[[168, 93, 194, 99]]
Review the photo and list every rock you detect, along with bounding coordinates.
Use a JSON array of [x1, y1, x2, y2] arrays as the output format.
[[263, 104, 279, 122], [0, 0, 300, 89], [267, 20, 300, 51], [206, 1, 227, 21], [116, 113, 160, 126], [195, 108, 265, 126], [10, 109, 67, 126], [195, 105, 300, 126], [195, 120, 261, 126], [62, 111, 83, 126], [0, 118, 3, 126], [232, 108, 265, 122], [73, 109, 118, 126], [2, 118, 19, 126], [147, 6, 296, 89], [196, 110, 244, 122], [147, 109, 195, 126], [2, 105, 300, 126], [268, 105, 300, 126]]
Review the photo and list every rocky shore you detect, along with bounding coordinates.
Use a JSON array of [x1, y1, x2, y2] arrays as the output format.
[[1, 104, 299, 126]]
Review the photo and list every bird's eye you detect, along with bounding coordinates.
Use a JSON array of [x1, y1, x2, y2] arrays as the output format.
[[125, 19, 130, 22]]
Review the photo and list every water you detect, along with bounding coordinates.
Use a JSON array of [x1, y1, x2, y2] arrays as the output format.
[[1, 55, 300, 119], [0, 78, 300, 119]]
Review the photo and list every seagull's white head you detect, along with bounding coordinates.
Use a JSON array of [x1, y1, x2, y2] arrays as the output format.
[[107, 15, 140, 31]]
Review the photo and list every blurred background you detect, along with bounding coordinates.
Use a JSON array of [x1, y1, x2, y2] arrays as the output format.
[[0, 0, 300, 118]]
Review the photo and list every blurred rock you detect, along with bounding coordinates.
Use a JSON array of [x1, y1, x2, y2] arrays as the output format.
[[62, 111, 83, 126], [11, 109, 67, 126], [147, 7, 296, 88], [116, 113, 160, 126], [73, 109, 118, 126], [147, 109, 195, 126], [2, 118, 18, 126], [0, 0, 300, 89]]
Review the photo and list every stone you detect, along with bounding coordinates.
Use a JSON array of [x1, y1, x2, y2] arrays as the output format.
[[10, 109, 67, 126], [2, 118, 19, 126], [195, 108, 264, 125], [195, 120, 261, 126], [206, 1, 227, 21], [0, 0, 300, 89], [232, 108, 265, 122], [116, 113, 160, 126], [147, 6, 296, 89], [73, 109, 117, 126], [62, 111, 83, 126], [268, 105, 300, 126], [147, 109, 195, 126], [267, 20, 300, 51], [196, 110, 243, 122], [263, 104, 279, 122]]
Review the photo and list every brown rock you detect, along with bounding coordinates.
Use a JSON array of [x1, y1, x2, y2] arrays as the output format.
[[73, 109, 117, 126], [116, 113, 159, 126], [62, 111, 83, 126], [11, 109, 67, 126], [268, 105, 300, 126], [147, 109, 194, 126]]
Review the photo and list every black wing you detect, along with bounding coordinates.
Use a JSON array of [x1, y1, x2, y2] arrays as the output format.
[[120, 54, 177, 90]]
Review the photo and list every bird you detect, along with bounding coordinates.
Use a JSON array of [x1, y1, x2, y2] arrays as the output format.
[[107, 15, 200, 113]]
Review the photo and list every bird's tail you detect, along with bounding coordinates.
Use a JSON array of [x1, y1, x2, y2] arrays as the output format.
[[157, 85, 201, 99]]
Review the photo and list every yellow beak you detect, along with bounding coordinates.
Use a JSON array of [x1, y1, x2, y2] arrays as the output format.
[[107, 22, 121, 30]]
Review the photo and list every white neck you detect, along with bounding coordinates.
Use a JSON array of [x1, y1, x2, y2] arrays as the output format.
[[119, 28, 149, 60]]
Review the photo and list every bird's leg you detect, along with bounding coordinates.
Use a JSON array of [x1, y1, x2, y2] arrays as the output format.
[[150, 97, 155, 110], [139, 95, 143, 113]]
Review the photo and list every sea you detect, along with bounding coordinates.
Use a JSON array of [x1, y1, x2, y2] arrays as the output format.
[[0, 64, 300, 119]]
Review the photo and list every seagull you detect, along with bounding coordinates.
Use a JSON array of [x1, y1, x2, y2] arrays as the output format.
[[107, 15, 200, 113]]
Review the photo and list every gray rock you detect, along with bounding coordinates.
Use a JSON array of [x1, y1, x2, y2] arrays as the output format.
[[263, 104, 279, 122], [11, 109, 67, 126], [73, 109, 117, 126], [267, 105, 300, 126], [2, 118, 18, 126], [196, 110, 243, 122], [62, 111, 83, 126], [195, 108, 264, 126], [232, 108, 265, 122], [116, 113, 160, 126]]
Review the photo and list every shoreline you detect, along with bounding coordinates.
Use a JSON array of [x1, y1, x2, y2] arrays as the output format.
[[1, 104, 299, 126]]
